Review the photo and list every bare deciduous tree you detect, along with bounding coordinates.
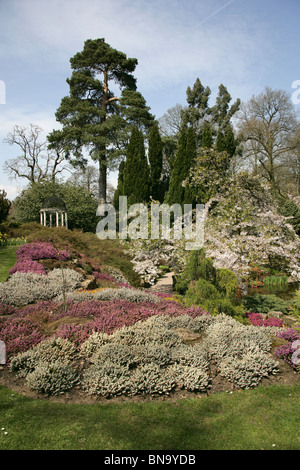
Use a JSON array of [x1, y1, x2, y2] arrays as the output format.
[[237, 87, 298, 192], [3, 124, 70, 184]]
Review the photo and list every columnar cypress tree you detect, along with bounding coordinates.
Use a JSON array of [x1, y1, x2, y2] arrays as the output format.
[[113, 160, 125, 209], [123, 127, 150, 205], [165, 126, 197, 206], [215, 129, 226, 152], [148, 123, 163, 201], [183, 126, 197, 205], [201, 121, 213, 149], [165, 126, 187, 206]]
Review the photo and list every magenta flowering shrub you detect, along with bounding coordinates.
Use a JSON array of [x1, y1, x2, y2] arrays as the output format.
[[118, 282, 135, 289], [0, 303, 17, 316], [0, 317, 45, 362], [276, 328, 300, 343], [274, 327, 300, 370], [9, 259, 47, 276], [58, 250, 71, 261], [54, 299, 209, 345], [2, 298, 209, 358], [92, 271, 134, 289], [54, 323, 95, 347], [246, 312, 283, 328], [246, 312, 264, 327], [9, 242, 71, 276], [16, 242, 59, 260], [17, 242, 71, 262], [92, 272, 117, 283], [264, 317, 284, 328], [274, 343, 299, 370]]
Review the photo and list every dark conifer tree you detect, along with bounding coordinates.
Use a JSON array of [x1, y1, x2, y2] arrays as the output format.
[[165, 126, 187, 206], [166, 126, 197, 206], [48, 38, 140, 202], [123, 127, 150, 205], [148, 123, 163, 201], [183, 126, 197, 205], [113, 160, 125, 209], [201, 121, 213, 148]]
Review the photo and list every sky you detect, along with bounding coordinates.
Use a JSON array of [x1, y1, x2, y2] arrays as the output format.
[[0, 0, 299, 200]]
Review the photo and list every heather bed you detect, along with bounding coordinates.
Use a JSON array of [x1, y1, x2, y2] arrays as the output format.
[[0, 238, 299, 400], [1, 295, 298, 398]]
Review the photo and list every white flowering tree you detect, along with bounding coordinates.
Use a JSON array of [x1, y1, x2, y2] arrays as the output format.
[[202, 173, 300, 281]]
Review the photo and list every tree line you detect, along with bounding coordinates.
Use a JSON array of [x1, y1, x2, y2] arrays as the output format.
[[2, 37, 300, 231]]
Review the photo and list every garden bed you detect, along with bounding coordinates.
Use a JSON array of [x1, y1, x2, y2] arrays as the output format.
[[0, 341, 298, 405], [0, 238, 299, 404]]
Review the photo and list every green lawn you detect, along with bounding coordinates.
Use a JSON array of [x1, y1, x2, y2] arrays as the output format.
[[0, 246, 17, 282], [0, 384, 299, 450]]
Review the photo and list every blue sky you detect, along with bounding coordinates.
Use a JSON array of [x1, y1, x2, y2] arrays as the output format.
[[0, 0, 299, 200]]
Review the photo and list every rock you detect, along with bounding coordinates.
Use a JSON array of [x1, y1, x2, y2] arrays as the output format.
[[81, 276, 98, 290], [172, 327, 203, 343], [266, 311, 284, 319]]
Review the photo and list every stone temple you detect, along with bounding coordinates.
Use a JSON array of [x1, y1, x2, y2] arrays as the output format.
[[40, 195, 68, 228]]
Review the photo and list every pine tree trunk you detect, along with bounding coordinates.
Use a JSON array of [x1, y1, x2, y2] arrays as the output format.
[[98, 158, 107, 203]]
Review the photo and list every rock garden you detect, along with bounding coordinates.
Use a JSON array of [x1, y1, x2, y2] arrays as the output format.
[[0, 226, 299, 402]]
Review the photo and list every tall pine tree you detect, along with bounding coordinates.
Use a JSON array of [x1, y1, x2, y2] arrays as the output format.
[[48, 38, 141, 202]]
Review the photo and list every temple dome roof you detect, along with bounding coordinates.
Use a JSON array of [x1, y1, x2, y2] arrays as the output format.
[[41, 195, 67, 210]]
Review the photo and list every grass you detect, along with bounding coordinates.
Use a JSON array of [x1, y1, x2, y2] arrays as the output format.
[[0, 384, 299, 450], [263, 275, 289, 293], [0, 246, 17, 282]]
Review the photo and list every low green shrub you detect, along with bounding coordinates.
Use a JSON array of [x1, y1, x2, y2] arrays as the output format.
[[185, 249, 216, 283], [185, 279, 221, 305], [10, 338, 79, 377], [174, 270, 191, 295], [288, 292, 300, 319], [216, 268, 239, 299], [174, 249, 216, 295], [244, 293, 290, 315], [25, 361, 79, 395], [203, 298, 245, 319], [184, 278, 244, 319]]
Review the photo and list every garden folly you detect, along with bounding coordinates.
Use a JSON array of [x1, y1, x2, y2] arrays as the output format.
[[96, 196, 205, 250]]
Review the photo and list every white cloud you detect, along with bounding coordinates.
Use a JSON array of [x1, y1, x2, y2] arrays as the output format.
[[1, 0, 272, 96], [0, 183, 24, 201], [0, 106, 60, 140]]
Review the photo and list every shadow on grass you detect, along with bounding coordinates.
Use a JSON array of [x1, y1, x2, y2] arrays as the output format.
[[0, 385, 299, 450]]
